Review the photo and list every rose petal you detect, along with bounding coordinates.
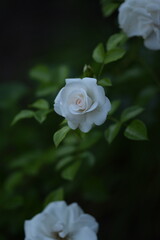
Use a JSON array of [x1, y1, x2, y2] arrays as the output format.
[[144, 30, 160, 50], [24, 214, 54, 238], [68, 88, 92, 114], [43, 201, 67, 221], [138, 16, 153, 38], [84, 83, 106, 105], [65, 78, 82, 85], [86, 101, 98, 113], [81, 77, 97, 85], [54, 77, 111, 132], [79, 121, 92, 133], [67, 120, 79, 130], [25, 234, 53, 240], [24, 201, 99, 240], [62, 83, 87, 102], [118, 0, 160, 50], [66, 203, 84, 226], [74, 227, 98, 240], [87, 97, 111, 126], [72, 214, 99, 233], [54, 88, 65, 116], [66, 113, 84, 128], [95, 86, 106, 105], [61, 84, 87, 114], [147, 2, 160, 14], [79, 118, 93, 133], [118, 2, 150, 37]]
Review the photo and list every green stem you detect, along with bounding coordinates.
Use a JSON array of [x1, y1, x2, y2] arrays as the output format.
[[97, 61, 105, 80], [108, 115, 119, 123]]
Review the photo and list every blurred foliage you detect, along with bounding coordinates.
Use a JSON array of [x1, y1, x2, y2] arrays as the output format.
[[1, 0, 160, 240]]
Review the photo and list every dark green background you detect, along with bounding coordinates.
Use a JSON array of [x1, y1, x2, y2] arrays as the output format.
[[0, 0, 160, 240]]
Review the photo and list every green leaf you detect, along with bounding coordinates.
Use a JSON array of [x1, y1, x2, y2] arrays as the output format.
[[61, 160, 81, 181], [60, 119, 67, 127], [102, 3, 119, 17], [4, 195, 23, 209], [5, 172, 23, 192], [105, 122, 121, 143], [44, 188, 64, 206], [124, 119, 148, 141], [11, 110, 35, 126], [78, 131, 102, 151], [30, 99, 50, 110], [109, 100, 121, 115], [56, 156, 74, 171], [29, 65, 51, 83], [36, 85, 57, 97], [53, 126, 70, 147], [56, 146, 75, 158], [137, 86, 158, 106], [99, 78, 112, 87], [80, 151, 95, 166], [92, 43, 105, 63], [34, 109, 52, 123], [0, 83, 27, 109], [107, 32, 127, 51], [57, 65, 69, 82], [121, 105, 144, 123], [104, 48, 126, 64]]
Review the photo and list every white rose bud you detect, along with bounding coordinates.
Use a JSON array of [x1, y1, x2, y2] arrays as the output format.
[[118, 0, 160, 50], [24, 201, 99, 240], [54, 77, 111, 133]]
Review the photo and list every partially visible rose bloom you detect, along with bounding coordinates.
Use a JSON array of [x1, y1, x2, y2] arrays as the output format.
[[54, 77, 111, 133], [118, 0, 160, 50], [24, 201, 99, 240]]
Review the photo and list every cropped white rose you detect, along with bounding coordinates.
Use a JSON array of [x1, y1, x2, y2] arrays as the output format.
[[24, 201, 99, 240], [54, 77, 111, 133], [118, 0, 160, 50]]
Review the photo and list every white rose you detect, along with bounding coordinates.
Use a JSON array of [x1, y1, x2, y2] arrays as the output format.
[[54, 77, 111, 133], [24, 201, 99, 240], [118, 0, 160, 50]]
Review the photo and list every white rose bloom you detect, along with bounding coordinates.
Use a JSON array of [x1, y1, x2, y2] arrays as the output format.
[[54, 77, 111, 133], [118, 0, 160, 50], [24, 201, 99, 240]]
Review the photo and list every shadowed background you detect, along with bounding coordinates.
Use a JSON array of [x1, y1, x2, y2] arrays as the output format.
[[0, 0, 160, 240]]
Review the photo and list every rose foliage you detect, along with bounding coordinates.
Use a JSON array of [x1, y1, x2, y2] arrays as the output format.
[[1, 0, 160, 240]]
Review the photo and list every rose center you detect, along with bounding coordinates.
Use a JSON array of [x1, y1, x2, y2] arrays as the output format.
[[76, 98, 82, 105], [68, 89, 93, 114], [52, 232, 69, 240]]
